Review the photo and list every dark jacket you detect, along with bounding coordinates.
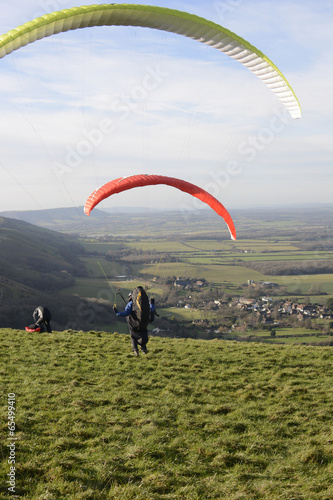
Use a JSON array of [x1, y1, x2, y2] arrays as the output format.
[[33, 306, 52, 332], [116, 299, 147, 333]]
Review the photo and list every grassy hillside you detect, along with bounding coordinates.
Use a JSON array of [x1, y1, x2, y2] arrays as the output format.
[[0, 216, 85, 292], [1, 329, 332, 499], [0, 217, 97, 330]]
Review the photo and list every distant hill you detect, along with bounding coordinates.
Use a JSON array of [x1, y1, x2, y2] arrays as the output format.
[[0, 205, 205, 236], [0, 206, 84, 223], [0, 206, 106, 232], [0, 206, 159, 234], [1, 203, 333, 236]]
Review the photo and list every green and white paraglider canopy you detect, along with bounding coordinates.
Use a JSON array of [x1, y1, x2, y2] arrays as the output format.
[[0, 3, 301, 118]]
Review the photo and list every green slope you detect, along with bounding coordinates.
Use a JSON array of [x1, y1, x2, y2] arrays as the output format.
[[0, 216, 86, 293], [1, 329, 332, 499]]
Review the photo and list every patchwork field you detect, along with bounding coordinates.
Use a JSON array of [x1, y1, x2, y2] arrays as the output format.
[[59, 207, 333, 345], [78, 236, 333, 298]]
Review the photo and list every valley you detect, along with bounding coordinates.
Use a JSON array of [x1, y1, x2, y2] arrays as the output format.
[[2, 206, 331, 344]]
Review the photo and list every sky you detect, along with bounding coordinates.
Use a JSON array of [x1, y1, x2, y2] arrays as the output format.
[[0, 0, 332, 215]]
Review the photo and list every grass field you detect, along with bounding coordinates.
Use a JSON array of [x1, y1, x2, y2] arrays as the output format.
[[60, 278, 162, 302], [1, 329, 332, 499], [85, 236, 333, 298], [54, 211, 333, 343], [81, 257, 124, 278], [76, 222, 333, 302], [140, 262, 264, 285]]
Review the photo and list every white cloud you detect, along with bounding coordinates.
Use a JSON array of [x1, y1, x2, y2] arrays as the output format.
[[0, 1, 331, 211]]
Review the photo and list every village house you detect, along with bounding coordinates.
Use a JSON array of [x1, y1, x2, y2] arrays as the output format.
[[174, 278, 192, 288]]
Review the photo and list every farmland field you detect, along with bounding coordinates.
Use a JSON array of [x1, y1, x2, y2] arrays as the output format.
[[56, 207, 333, 344], [79, 221, 333, 293]]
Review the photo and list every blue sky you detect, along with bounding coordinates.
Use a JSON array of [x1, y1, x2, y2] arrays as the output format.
[[0, 0, 332, 214]]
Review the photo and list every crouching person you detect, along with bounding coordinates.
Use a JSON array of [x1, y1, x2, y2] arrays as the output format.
[[26, 305, 52, 333]]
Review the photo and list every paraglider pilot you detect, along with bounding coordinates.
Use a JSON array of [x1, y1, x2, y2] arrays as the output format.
[[113, 290, 149, 356], [149, 297, 159, 322]]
